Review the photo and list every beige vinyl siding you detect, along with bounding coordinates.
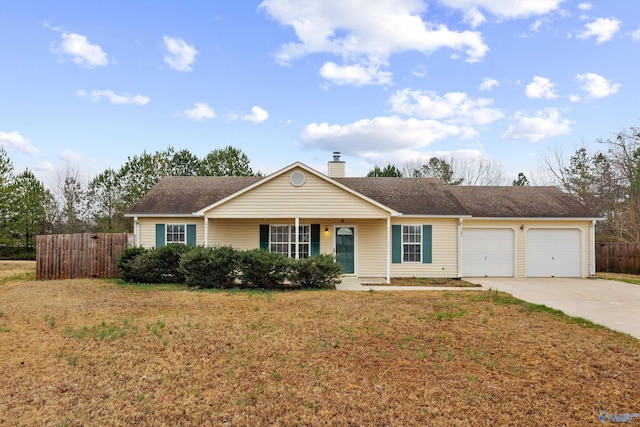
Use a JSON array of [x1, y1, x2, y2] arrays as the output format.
[[356, 220, 388, 277], [462, 219, 593, 278], [138, 217, 205, 248], [389, 218, 459, 279], [206, 167, 390, 219]]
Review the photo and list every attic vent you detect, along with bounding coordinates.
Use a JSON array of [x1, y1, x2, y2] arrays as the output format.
[[290, 171, 306, 187]]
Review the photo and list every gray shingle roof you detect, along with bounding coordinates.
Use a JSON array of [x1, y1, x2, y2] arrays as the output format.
[[334, 177, 468, 216], [127, 176, 262, 215], [127, 174, 598, 218], [448, 186, 597, 218]]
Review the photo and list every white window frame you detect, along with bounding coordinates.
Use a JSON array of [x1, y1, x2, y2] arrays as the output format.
[[166, 224, 187, 245], [269, 224, 310, 259], [402, 225, 422, 263]]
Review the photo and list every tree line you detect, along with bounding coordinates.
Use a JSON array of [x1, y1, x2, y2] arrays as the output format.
[[0, 146, 257, 257], [1, 127, 638, 257]]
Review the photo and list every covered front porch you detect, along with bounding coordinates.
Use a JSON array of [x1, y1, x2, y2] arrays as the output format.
[[202, 216, 394, 283]]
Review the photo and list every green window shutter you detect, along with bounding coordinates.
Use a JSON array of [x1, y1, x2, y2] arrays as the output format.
[[259, 224, 269, 250], [422, 225, 432, 264], [310, 224, 320, 256], [155, 224, 165, 248], [392, 225, 401, 263], [186, 224, 196, 246]]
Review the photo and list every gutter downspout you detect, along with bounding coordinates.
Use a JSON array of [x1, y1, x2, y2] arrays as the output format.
[[386, 217, 391, 284], [204, 217, 209, 248], [134, 216, 140, 247], [590, 220, 596, 277], [457, 218, 463, 279]]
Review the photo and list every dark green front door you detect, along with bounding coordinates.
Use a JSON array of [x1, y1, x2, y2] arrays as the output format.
[[335, 227, 355, 274]]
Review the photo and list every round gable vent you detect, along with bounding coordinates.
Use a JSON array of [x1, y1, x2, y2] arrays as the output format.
[[290, 170, 306, 187]]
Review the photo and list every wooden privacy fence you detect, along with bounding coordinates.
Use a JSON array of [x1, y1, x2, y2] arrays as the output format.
[[37, 233, 134, 280], [596, 242, 640, 274]]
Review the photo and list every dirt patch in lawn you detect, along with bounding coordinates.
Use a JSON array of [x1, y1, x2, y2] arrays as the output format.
[[366, 277, 481, 287], [0, 273, 638, 425]]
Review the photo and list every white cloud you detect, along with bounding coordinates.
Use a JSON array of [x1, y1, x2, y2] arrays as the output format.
[[529, 19, 543, 32], [34, 161, 55, 173], [577, 17, 621, 44], [389, 89, 503, 125], [163, 36, 198, 72], [301, 115, 468, 156], [479, 77, 499, 91], [569, 94, 581, 102], [630, 27, 640, 41], [183, 103, 216, 120], [259, 0, 488, 86], [462, 8, 486, 28], [319, 62, 392, 86], [412, 65, 427, 78], [241, 106, 269, 123], [59, 149, 85, 162], [439, 0, 564, 23], [576, 72, 620, 98], [502, 108, 572, 142], [525, 76, 558, 99], [76, 89, 150, 105], [51, 32, 109, 68], [0, 131, 39, 155], [578, 3, 591, 11]]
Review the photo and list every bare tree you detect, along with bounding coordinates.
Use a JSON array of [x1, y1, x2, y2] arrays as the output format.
[[452, 157, 506, 186], [53, 163, 88, 234]]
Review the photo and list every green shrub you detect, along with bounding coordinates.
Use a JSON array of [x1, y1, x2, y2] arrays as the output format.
[[118, 244, 190, 284], [238, 249, 291, 289], [149, 244, 191, 283], [179, 245, 238, 289], [117, 247, 149, 282], [290, 254, 342, 289]]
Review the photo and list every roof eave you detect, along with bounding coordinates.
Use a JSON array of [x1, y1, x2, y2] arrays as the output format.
[[465, 216, 604, 221], [124, 213, 203, 218]]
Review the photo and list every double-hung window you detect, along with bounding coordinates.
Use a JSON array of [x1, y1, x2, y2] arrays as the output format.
[[402, 225, 421, 262], [270, 224, 310, 259], [166, 224, 186, 244]]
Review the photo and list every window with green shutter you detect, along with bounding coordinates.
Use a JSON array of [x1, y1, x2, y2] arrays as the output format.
[[392, 224, 432, 263]]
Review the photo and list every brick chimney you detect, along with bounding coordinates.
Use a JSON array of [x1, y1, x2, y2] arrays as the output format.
[[327, 152, 345, 177]]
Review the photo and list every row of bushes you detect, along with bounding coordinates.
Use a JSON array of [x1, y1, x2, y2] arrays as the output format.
[[117, 244, 342, 290]]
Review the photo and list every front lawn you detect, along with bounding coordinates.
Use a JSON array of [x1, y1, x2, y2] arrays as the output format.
[[0, 273, 638, 425]]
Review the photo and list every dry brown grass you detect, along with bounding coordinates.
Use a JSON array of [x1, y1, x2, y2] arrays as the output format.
[[598, 272, 640, 285], [0, 260, 36, 281], [0, 264, 638, 426]]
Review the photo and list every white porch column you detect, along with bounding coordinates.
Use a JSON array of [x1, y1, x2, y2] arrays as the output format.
[[386, 217, 391, 284], [204, 217, 209, 248], [457, 218, 463, 279], [295, 217, 300, 259], [589, 220, 596, 277], [134, 216, 140, 247]]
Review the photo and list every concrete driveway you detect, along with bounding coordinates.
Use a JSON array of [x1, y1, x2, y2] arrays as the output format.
[[467, 278, 640, 339]]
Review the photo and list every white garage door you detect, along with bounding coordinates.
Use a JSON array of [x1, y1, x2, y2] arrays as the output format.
[[462, 228, 514, 277], [527, 229, 581, 277]]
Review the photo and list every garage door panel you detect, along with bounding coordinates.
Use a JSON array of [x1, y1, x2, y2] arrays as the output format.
[[462, 229, 514, 277], [527, 229, 581, 277]]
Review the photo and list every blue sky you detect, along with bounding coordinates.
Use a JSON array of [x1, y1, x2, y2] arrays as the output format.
[[1, 0, 639, 186]]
